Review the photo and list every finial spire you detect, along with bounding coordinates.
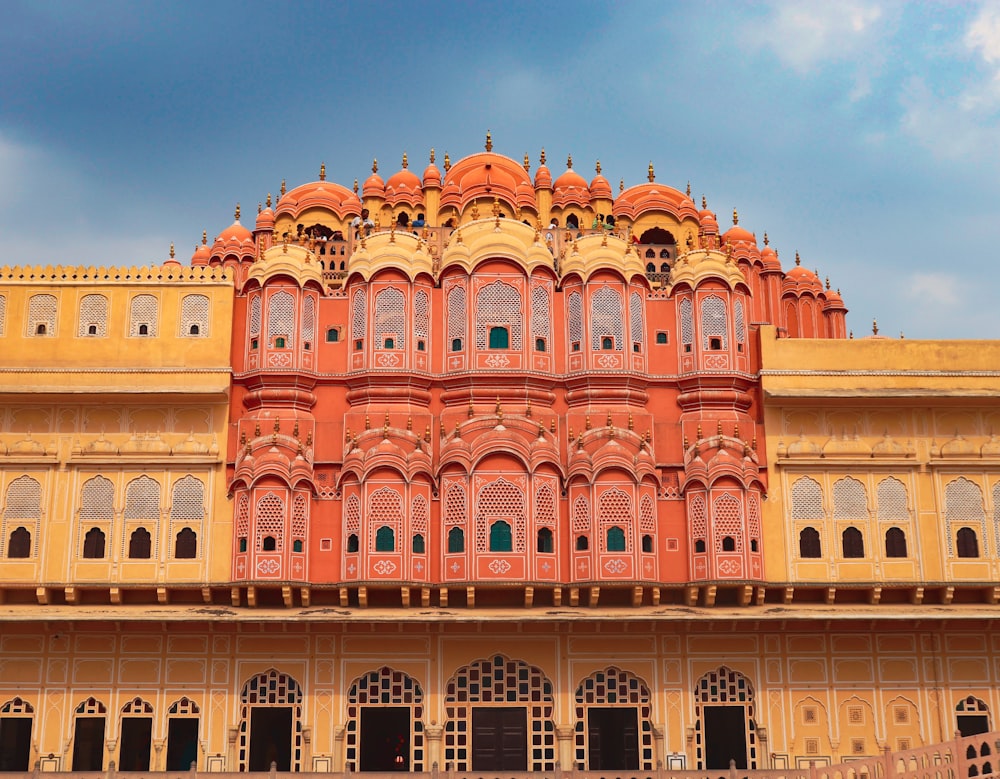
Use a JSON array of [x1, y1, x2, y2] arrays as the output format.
[[702, 195, 707, 209], [539, 148, 546, 166], [266, 192, 272, 208], [234, 203, 241, 221], [429, 147, 435, 163], [169, 242, 175, 259], [872, 318, 879, 335], [443, 152, 451, 171], [686, 181, 691, 197], [280, 179, 286, 196], [353, 178, 359, 194], [595, 159, 602, 174], [647, 161, 655, 182], [319, 162, 326, 181], [372, 158, 378, 174], [402, 152, 408, 169], [733, 207, 739, 225], [567, 153, 573, 169], [523, 152, 530, 171], [795, 251, 801, 266], [201, 230, 207, 246], [825, 276, 831, 290], [485, 130, 492, 152], [763, 231, 768, 245]]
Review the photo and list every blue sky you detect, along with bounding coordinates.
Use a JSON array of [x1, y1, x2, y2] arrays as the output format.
[[2, 0, 998, 338]]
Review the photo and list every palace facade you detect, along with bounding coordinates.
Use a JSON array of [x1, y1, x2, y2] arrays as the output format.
[[1, 137, 999, 774]]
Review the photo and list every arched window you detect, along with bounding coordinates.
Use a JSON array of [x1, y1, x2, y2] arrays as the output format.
[[722, 536, 736, 552], [447, 526, 464, 553], [180, 294, 209, 337], [292, 539, 303, 552], [957, 527, 980, 558], [447, 286, 466, 356], [375, 525, 395, 552], [326, 327, 340, 342], [412, 534, 425, 554], [488, 326, 509, 349], [175, 528, 197, 559], [701, 295, 727, 351], [537, 527, 553, 553], [347, 534, 359, 553], [28, 294, 56, 337], [606, 526, 626, 552], [568, 291, 583, 352], [642, 534, 653, 553], [262, 536, 277, 552], [842, 526, 864, 558], [679, 298, 693, 351], [128, 527, 152, 559], [489, 520, 512, 552], [129, 294, 158, 337], [884, 527, 907, 558], [83, 527, 106, 559], [694, 539, 706, 553], [268, 290, 295, 349], [477, 281, 522, 351], [591, 286, 624, 352], [7, 527, 30, 558], [799, 527, 821, 558], [374, 287, 405, 350], [78, 294, 108, 337], [576, 535, 589, 551]]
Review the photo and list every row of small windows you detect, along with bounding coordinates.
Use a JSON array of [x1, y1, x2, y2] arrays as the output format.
[[0, 294, 210, 338], [678, 295, 747, 354], [80, 527, 198, 559], [344, 525, 653, 554], [797, 526, 911, 559]]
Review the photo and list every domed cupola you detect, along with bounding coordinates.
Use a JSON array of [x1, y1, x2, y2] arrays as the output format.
[[191, 230, 211, 265], [422, 148, 442, 188], [721, 208, 757, 247], [759, 232, 781, 272], [211, 204, 255, 261], [698, 195, 719, 237], [163, 242, 182, 269], [782, 252, 824, 295], [552, 154, 590, 208], [533, 148, 552, 189], [589, 160, 613, 200], [255, 193, 275, 233], [362, 158, 385, 199], [385, 152, 423, 207]]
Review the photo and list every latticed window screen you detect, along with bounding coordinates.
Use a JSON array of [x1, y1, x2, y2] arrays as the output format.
[[180, 294, 209, 336], [679, 298, 693, 345], [345, 495, 361, 533], [3, 476, 41, 558], [167, 697, 200, 715], [238, 670, 303, 772], [129, 294, 158, 337], [346, 667, 425, 771], [447, 286, 466, 346], [236, 493, 250, 539], [0, 697, 33, 714], [249, 295, 262, 337], [833, 477, 868, 519], [476, 281, 521, 350], [444, 484, 466, 526], [352, 289, 367, 341], [713, 494, 745, 552], [945, 477, 986, 556], [301, 295, 316, 343], [572, 495, 591, 532], [171, 476, 204, 524], [574, 667, 654, 770], [535, 484, 556, 527], [747, 492, 762, 542], [124, 476, 160, 520], [694, 667, 757, 769], [994, 483, 1000, 556], [590, 287, 624, 351], [368, 487, 403, 548], [291, 495, 307, 540], [27, 294, 57, 336], [791, 477, 824, 519], [476, 478, 526, 552], [531, 286, 550, 341], [81, 476, 114, 523], [75, 697, 107, 715], [689, 494, 707, 543], [701, 295, 727, 349], [598, 487, 632, 551], [255, 493, 285, 551], [629, 291, 644, 346], [639, 495, 656, 533], [78, 294, 108, 337], [877, 478, 909, 520], [444, 655, 555, 772], [412, 495, 429, 535], [374, 287, 406, 349], [0, 294, 6, 335], [267, 291, 295, 347], [734, 298, 746, 344], [122, 697, 153, 715], [414, 290, 429, 340], [568, 291, 583, 347]]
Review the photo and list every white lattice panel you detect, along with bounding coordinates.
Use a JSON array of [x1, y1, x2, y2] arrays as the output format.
[[412, 494, 429, 534], [713, 493, 744, 552], [568, 290, 583, 347], [572, 495, 590, 532], [945, 477, 985, 555], [181, 294, 209, 336], [81, 476, 115, 523], [249, 295, 262, 336], [0, 294, 5, 335], [4, 476, 41, 520], [27, 294, 56, 336], [476, 281, 522, 350], [374, 287, 406, 349], [535, 483, 556, 527], [679, 297, 693, 345], [748, 491, 762, 539], [531, 285, 550, 340], [735, 298, 746, 344], [345, 494, 361, 533], [598, 487, 633, 549], [791, 477, 824, 519], [630, 291, 644, 346], [833, 477, 868, 520], [267, 291, 295, 346], [236, 493, 250, 537], [689, 494, 707, 539], [444, 483, 466, 526], [78, 294, 108, 337], [129, 294, 158, 337], [414, 289, 429, 339], [254, 492, 285, 551], [301, 295, 316, 343], [367, 487, 403, 546], [447, 285, 466, 343], [292, 494, 308, 538], [590, 286, 624, 351], [877, 478, 909, 520], [475, 478, 526, 552], [640, 494, 655, 532], [701, 295, 727, 350], [124, 476, 160, 520]]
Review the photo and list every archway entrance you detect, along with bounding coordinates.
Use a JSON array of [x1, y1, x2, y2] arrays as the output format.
[[118, 697, 153, 770], [0, 697, 33, 771], [72, 698, 107, 770], [360, 708, 410, 771], [165, 697, 200, 770], [472, 707, 527, 770], [574, 667, 653, 770], [237, 669, 303, 771], [588, 708, 639, 769], [346, 666, 425, 772], [957, 696, 991, 737], [248, 708, 292, 770], [694, 666, 758, 770]]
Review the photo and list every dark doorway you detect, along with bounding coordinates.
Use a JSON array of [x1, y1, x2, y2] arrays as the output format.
[[587, 707, 639, 770], [72, 717, 106, 770], [958, 714, 990, 737], [360, 707, 411, 771], [704, 706, 747, 769], [472, 707, 527, 771], [248, 707, 292, 771], [166, 718, 200, 769], [119, 717, 152, 769], [0, 717, 32, 770]]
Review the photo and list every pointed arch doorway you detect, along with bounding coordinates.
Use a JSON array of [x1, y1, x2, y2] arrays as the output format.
[[345, 666, 425, 772], [237, 669, 303, 771], [694, 666, 758, 770]]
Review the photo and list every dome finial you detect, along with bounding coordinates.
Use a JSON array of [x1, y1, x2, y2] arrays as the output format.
[[523, 152, 530, 171], [319, 162, 326, 181], [234, 203, 241, 221], [872, 318, 879, 335], [443, 152, 451, 171], [795, 251, 801, 266], [429, 147, 435, 163], [266, 193, 272, 208], [402, 152, 408, 169], [763, 231, 769, 246], [280, 179, 286, 196], [353, 178, 359, 194], [733, 208, 739, 226], [567, 153, 573, 169], [169, 242, 175, 259], [702, 194, 707, 209], [485, 130, 493, 152], [372, 158, 378, 174], [686, 181, 691, 198], [539, 148, 546, 166], [619, 178, 624, 194], [595, 159, 601, 175], [257, 202, 262, 215], [825, 276, 831, 290], [201, 230, 207, 246], [647, 161, 655, 182]]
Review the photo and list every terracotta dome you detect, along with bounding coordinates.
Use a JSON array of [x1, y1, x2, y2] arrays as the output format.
[[589, 162, 612, 200], [211, 207, 255, 259], [783, 254, 823, 294], [217, 218, 252, 245], [552, 156, 590, 208], [423, 151, 442, 188], [362, 159, 385, 199], [822, 286, 847, 311], [276, 180, 363, 221], [534, 162, 552, 189], [385, 154, 423, 207], [614, 182, 700, 222], [439, 151, 538, 212], [759, 244, 782, 272], [191, 232, 212, 265], [163, 244, 181, 268], [255, 205, 275, 232]]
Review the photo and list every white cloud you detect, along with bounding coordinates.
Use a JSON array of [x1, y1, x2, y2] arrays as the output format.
[[966, 2, 1000, 64], [903, 272, 962, 307]]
